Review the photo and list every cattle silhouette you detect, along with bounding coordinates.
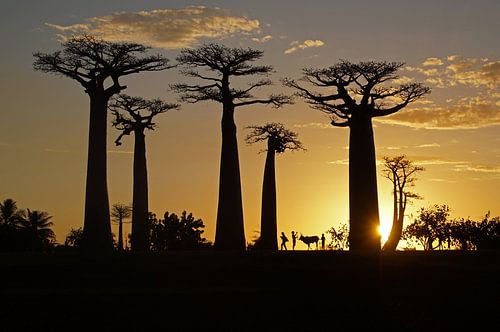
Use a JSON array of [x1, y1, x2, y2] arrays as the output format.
[[299, 234, 319, 250]]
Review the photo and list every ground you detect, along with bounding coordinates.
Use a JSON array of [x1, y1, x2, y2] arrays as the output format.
[[0, 251, 499, 331]]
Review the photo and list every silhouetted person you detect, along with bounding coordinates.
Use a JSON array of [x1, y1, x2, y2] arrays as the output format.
[[291, 231, 298, 250], [280, 232, 288, 250], [321, 233, 326, 250]]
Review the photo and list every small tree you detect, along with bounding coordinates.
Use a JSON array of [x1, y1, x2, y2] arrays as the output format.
[[111, 203, 132, 251], [111, 95, 178, 251], [326, 223, 349, 250], [285, 61, 430, 251], [245, 123, 304, 250], [476, 213, 500, 250], [172, 43, 291, 250], [33, 35, 172, 252], [64, 228, 84, 248], [150, 211, 211, 251], [0, 198, 25, 227], [403, 205, 450, 250], [382, 155, 424, 251], [0, 199, 26, 252], [18, 209, 56, 251]]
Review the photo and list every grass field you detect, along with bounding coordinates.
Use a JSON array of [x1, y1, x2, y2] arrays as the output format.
[[1, 251, 499, 331]]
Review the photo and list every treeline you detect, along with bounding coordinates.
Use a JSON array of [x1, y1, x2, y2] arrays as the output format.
[[0, 199, 55, 252], [325, 205, 500, 251], [1, 198, 211, 253], [403, 205, 500, 251]]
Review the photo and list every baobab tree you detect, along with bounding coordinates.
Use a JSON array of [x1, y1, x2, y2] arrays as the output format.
[[245, 123, 304, 250], [111, 203, 132, 251], [33, 35, 172, 252], [381, 155, 424, 251], [172, 43, 291, 250], [285, 61, 430, 251], [110, 94, 178, 251]]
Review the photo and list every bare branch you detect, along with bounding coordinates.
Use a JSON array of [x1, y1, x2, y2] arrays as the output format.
[[33, 34, 172, 96], [234, 94, 292, 109]]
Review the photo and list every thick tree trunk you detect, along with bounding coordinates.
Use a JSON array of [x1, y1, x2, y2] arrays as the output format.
[[259, 146, 277, 250], [214, 106, 246, 250], [383, 185, 403, 251], [82, 94, 113, 252], [348, 114, 381, 251], [131, 130, 149, 251], [117, 217, 123, 251]]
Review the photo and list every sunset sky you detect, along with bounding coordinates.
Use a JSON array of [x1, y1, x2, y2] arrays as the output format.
[[1, 0, 499, 248]]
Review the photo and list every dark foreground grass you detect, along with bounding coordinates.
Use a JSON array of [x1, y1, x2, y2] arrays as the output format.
[[0, 251, 499, 331]]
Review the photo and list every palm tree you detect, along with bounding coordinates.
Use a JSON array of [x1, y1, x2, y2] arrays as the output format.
[[18, 209, 55, 251], [111, 95, 178, 251], [0, 198, 25, 227], [111, 203, 132, 251], [246, 123, 305, 250]]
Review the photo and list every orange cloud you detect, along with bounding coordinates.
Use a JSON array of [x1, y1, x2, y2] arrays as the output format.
[[284, 39, 325, 54], [378, 97, 500, 129], [46, 6, 260, 49]]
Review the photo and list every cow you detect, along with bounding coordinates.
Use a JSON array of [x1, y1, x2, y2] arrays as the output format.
[[299, 234, 319, 250]]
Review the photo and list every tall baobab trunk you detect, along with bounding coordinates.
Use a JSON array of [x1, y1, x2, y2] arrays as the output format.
[[117, 215, 124, 251], [259, 143, 277, 250], [131, 129, 149, 251], [214, 105, 246, 250], [348, 114, 381, 251], [83, 93, 113, 252]]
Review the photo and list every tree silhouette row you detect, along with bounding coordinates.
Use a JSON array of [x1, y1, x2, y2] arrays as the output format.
[[34, 35, 431, 253]]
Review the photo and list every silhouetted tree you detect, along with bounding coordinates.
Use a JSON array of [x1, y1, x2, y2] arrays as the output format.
[[0, 199, 26, 251], [0, 198, 25, 227], [245, 123, 304, 250], [18, 209, 55, 251], [448, 218, 478, 250], [150, 211, 211, 251], [475, 212, 500, 250], [64, 227, 84, 248], [382, 155, 424, 251], [285, 61, 430, 251], [403, 205, 449, 250], [111, 95, 178, 251], [327, 223, 350, 250], [172, 43, 291, 250], [110, 203, 132, 251], [33, 35, 172, 252]]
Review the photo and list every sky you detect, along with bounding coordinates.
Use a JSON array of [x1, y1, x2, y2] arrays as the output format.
[[0, 0, 499, 249]]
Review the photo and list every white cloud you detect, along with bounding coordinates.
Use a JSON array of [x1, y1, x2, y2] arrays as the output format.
[[251, 35, 273, 43], [45, 6, 260, 49], [43, 148, 70, 153], [284, 39, 325, 54], [108, 150, 133, 154], [293, 122, 331, 129], [422, 57, 444, 66]]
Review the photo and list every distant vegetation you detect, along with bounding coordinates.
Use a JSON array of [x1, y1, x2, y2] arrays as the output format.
[[403, 205, 500, 251], [0, 198, 56, 252]]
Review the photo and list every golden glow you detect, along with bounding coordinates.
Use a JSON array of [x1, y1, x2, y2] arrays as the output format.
[[378, 204, 394, 244]]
